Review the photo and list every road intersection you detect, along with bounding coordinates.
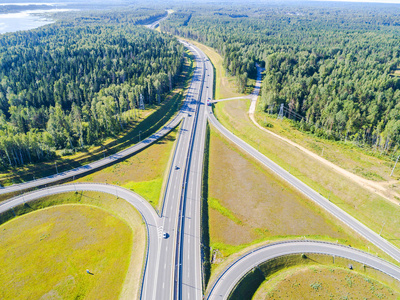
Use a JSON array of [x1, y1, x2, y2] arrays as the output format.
[[1, 15, 400, 300]]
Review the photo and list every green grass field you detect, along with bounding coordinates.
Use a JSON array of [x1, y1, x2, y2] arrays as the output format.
[[213, 99, 400, 251], [0, 191, 146, 299], [0, 50, 195, 187], [75, 127, 179, 210], [206, 127, 394, 281], [227, 253, 400, 299], [0, 204, 133, 300], [254, 265, 400, 300]]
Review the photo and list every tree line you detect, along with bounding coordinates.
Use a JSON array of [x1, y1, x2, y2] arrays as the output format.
[[0, 9, 184, 169], [162, 2, 400, 155]]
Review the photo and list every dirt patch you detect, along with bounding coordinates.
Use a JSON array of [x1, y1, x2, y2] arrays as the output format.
[[251, 112, 400, 206]]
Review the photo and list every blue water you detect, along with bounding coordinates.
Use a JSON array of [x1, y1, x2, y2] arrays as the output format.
[[0, 4, 76, 34], [0, 12, 53, 34]]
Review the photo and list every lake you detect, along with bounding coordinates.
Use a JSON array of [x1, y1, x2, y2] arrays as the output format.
[[0, 4, 75, 34]]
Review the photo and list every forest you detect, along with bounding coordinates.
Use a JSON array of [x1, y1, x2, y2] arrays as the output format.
[[161, 2, 400, 154], [0, 9, 184, 169]]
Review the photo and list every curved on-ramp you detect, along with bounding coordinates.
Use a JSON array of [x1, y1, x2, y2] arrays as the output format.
[[0, 183, 162, 300], [206, 240, 400, 300]]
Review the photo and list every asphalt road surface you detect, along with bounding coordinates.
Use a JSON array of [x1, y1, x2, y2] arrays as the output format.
[[145, 12, 170, 30], [206, 240, 400, 299], [151, 40, 207, 300], [178, 41, 212, 300]]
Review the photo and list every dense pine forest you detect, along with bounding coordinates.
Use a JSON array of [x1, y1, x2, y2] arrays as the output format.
[[162, 3, 400, 154], [0, 9, 184, 169]]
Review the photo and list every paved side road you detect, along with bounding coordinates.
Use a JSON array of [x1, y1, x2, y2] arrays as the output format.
[[207, 79, 400, 264], [206, 240, 400, 299]]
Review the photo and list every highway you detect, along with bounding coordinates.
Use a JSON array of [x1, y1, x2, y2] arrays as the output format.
[[151, 40, 206, 300], [1, 13, 400, 300], [206, 240, 400, 299], [145, 12, 170, 30], [178, 42, 211, 300]]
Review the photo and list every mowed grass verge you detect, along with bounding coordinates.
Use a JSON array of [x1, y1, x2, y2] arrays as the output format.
[[0, 50, 195, 187], [179, 39, 255, 99], [206, 125, 397, 281], [213, 99, 400, 250], [254, 264, 400, 300], [75, 126, 179, 210], [0, 191, 146, 300]]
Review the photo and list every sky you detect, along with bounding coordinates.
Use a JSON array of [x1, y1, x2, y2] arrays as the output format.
[[1, 0, 400, 5], [314, 0, 400, 3]]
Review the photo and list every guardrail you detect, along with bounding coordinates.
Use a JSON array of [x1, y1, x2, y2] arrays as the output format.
[[0, 109, 183, 196], [174, 46, 206, 300], [205, 239, 400, 299]]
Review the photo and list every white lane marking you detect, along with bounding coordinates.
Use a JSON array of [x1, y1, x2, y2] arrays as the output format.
[[157, 226, 164, 239]]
